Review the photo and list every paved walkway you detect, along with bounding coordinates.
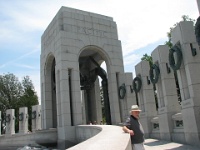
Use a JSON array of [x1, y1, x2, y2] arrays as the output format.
[[144, 139, 199, 150]]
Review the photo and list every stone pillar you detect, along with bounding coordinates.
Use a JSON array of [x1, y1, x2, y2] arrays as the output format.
[[19, 107, 28, 134], [108, 72, 122, 124], [151, 45, 181, 141], [171, 21, 200, 146], [5, 109, 15, 135], [70, 69, 82, 126], [135, 60, 157, 138], [56, 68, 76, 149], [0, 111, 1, 135], [124, 73, 136, 120], [88, 78, 102, 124], [94, 78, 103, 124], [41, 64, 53, 129], [81, 91, 86, 124], [118, 73, 127, 123], [32, 105, 41, 132]]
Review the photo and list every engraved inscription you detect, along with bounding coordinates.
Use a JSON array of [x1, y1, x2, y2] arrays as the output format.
[[77, 26, 107, 37]]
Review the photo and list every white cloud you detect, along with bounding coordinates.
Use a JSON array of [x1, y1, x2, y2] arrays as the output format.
[[114, 0, 198, 56], [14, 64, 36, 69], [124, 53, 140, 66], [0, 46, 40, 69]]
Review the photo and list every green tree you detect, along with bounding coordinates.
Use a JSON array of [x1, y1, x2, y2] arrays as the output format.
[[0, 73, 38, 132], [0, 73, 23, 115], [19, 76, 39, 131], [141, 53, 153, 66]]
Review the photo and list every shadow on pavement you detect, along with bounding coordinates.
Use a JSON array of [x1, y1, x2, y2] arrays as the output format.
[[144, 139, 200, 150], [145, 140, 169, 146]]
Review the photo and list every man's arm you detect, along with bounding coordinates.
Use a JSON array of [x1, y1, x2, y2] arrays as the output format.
[[122, 126, 134, 136]]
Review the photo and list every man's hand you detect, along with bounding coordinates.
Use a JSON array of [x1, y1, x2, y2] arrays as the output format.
[[122, 126, 134, 136], [128, 129, 134, 136]]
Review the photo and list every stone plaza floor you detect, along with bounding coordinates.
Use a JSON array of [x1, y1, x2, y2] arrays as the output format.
[[144, 139, 200, 150]]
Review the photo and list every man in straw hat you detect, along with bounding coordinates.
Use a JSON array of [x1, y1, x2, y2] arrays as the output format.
[[122, 105, 145, 150]]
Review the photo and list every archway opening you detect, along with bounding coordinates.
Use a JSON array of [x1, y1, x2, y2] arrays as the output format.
[[44, 55, 57, 129], [79, 47, 111, 125], [51, 58, 57, 128]]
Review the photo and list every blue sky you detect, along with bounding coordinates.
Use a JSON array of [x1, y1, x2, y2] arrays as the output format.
[[0, 0, 199, 102]]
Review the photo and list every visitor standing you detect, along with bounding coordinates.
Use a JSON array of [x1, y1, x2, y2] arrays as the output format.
[[122, 105, 145, 150]]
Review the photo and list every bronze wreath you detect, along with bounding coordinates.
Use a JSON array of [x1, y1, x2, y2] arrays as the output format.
[[169, 44, 182, 71], [6, 114, 11, 123], [32, 111, 37, 119], [118, 83, 126, 99], [149, 64, 160, 84], [133, 76, 142, 93], [19, 112, 24, 121]]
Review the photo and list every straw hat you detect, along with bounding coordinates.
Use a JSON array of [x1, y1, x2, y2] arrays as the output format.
[[130, 105, 141, 113]]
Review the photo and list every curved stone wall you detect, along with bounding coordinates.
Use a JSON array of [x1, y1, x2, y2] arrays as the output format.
[[68, 125, 132, 150], [0, 125, 131, 150]]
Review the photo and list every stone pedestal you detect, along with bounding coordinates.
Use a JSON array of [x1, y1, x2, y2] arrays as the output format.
[[5, 109, 15, 135], [171, 21, 200, 146], [32, 105, 41, 132], [151, 45, 181, 141], [19, 107, 28, 134], [135, 60, 157, 138]]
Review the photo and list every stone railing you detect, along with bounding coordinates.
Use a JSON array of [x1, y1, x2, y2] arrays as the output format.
[[68, 125, 132, 150], [0, 125, 131, 150]]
